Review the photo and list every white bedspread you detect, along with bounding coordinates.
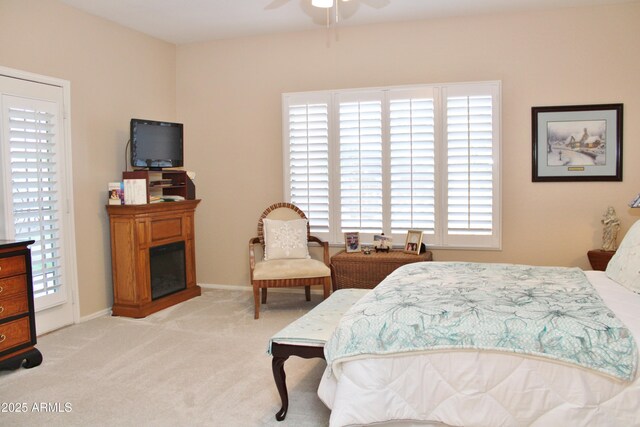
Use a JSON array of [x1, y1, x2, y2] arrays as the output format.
[[318, 271, 640, 427]]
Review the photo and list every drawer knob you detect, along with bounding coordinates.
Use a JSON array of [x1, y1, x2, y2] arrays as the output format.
[[0, 334, 5, 343], [0, 306, 3, 314], [0, 286, 3, 294]]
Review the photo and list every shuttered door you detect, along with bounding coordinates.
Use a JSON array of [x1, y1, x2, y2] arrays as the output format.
[[1, 70, 76, 335], [2, 96, 66, 308]]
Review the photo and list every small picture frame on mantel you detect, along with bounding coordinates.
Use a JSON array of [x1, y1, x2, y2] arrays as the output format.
[[404, 230, 423, 255], [344, 232, 361, 253]]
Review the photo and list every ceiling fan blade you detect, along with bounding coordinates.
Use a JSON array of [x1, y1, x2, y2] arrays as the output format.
[[264, 0, 294, 10], [337, 0, 359, 20], [337, 0, 390, 21], [359, 0, 391, 10]]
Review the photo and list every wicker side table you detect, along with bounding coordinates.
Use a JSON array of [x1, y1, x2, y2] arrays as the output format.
[[330, 249, 433, 290]]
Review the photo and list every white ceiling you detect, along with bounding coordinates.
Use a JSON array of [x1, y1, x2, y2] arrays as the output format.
[[59, 0, 634, 44]]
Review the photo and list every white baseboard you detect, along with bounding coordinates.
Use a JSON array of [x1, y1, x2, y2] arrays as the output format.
[[198, 283, 326, 295], [80, 307, 112, 322], [199, 283, 251, 291]]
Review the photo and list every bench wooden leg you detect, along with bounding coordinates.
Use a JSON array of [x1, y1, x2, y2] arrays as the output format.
[[270, 343, 325, 421], [272, 355, 290, 421]]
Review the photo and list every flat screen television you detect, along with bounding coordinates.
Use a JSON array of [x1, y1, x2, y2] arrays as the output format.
[[130, 118, 183, 170]]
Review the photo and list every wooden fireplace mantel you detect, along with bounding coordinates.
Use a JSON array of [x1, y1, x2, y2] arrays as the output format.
[[106, 200, 201, 318]]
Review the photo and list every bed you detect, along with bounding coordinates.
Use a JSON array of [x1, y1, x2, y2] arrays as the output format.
[[318, 224, 640, 427]]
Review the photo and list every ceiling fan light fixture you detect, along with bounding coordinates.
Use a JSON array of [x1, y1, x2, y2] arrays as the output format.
[[312, 0, 334, 8]]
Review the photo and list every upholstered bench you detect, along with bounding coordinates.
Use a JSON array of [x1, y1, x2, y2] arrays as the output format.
[[268, 288, 369, 421]]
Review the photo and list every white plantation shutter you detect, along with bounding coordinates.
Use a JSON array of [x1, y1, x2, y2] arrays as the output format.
[[1, 69, 77, 335], [338, 94, 383, 234], [284, 95, 330, 235], [283, 81, 501, 249], [389, 89, 436, 235], [444, 83, 500, 247], [3, 97, 65, 307]]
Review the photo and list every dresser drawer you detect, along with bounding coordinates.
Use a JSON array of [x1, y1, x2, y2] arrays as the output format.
[[0, 255, 27, 279], [0, 293, 29, 320], [0, 275, 27, 300], [0, 316, 31, 353]]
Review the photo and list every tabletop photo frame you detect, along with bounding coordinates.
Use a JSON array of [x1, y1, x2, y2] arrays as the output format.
[[344, 232, 361, 253], [532, 104, 623, 182], [373, 234, 392, 252], [404, 230, 423, 255]]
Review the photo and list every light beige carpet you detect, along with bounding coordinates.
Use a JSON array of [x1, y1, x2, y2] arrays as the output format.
[[0, 289, 331, 426]]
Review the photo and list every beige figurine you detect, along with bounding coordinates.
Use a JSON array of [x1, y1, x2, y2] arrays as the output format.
[[601, 206, 621, 251]]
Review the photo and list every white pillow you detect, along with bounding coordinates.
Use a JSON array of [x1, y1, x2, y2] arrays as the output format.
[[606, 219, 640, 294], [263, 218, 310, 261]]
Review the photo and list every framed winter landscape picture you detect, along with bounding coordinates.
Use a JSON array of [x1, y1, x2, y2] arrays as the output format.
[[532, 104, 623, 182]]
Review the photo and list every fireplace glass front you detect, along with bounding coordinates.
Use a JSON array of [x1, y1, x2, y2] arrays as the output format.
[[149, 241, 186, 300]]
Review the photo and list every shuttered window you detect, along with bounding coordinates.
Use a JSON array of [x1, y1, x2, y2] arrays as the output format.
[[446, 95, 494, 236], [283, 81, 501, 249], [338, 93, 383, 235], [285, 94, 330, 236], [389, 89, 436, 235], [3, 98, 64, 304]]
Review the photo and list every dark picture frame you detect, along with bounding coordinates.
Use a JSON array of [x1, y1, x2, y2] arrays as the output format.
[[532, 104, 623, 182]]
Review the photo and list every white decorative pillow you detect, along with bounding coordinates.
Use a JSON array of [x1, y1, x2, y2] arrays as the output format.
[[263, 218, 310, 261], [606, 219, 640, 294]]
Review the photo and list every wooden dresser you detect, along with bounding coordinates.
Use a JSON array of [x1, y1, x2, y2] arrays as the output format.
[[0, 240, 42, 371]]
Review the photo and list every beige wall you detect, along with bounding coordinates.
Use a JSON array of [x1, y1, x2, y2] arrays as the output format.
[[2, 0, 640, 318], [0, 0, 176, 316], [178, 3, 640, 287]]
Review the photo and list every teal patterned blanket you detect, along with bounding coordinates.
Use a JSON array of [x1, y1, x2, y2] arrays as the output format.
[[324, 262, 638, 381]]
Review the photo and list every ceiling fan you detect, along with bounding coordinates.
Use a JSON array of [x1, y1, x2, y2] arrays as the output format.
[[311, 0, 349, 7], [265, 0, 390, 27]]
